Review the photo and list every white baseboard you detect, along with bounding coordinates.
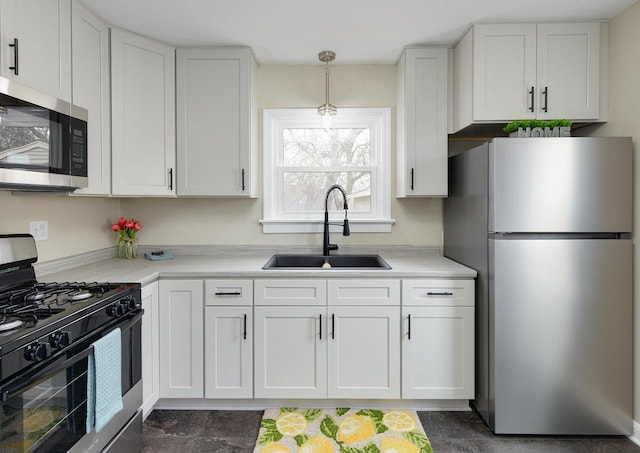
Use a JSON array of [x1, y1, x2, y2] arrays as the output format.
[[630, 420, 640, 446], [153, 398, 472, 412]]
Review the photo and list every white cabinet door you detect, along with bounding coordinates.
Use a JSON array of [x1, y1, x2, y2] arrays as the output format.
[[254, 306, 326, 398], [402, 306, 474, 399], [397, 47, 448, 197], [472, 24, 537, 121], [536, 23, 600, 120], [176, 48, 257, 197], [70, 1, 110, 195], [159, 280, 203, 398], [0, 0, 72, 101], [111, 29, 176, 196], [204, 306, 252, 398], [141, 281, 159, 419], [327, 306, 400, 399]]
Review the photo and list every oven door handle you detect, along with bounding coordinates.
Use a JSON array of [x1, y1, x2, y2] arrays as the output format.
[[0, 309, 143, 402]]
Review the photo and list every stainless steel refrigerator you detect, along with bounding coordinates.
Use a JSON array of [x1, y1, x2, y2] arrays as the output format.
[[444, 137, 632, 435]]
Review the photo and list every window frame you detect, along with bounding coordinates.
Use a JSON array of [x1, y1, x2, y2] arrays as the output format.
[[261, 107, 394, 234]]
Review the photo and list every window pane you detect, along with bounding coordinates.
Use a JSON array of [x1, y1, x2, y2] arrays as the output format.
[[283, 171, 371, 212], [282, 128, 370, 167]]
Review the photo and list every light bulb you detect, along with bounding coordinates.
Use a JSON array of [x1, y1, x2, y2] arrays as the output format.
[[322, 113, 333, 131]]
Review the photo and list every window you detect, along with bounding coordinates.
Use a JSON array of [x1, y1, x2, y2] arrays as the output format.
[[262, 108, 393, 233]]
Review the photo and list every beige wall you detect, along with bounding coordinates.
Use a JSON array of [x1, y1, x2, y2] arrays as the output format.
[[587, 1, 640, 422], [0, 64, 443, 261], [122, 64, 444, 248], [0, 191, 121, 262]]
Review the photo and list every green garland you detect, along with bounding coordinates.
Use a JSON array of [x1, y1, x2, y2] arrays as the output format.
[[503, 119, 572, 133]]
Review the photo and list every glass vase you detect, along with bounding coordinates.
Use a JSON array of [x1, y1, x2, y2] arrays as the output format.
[[118, 239, 137, 259]]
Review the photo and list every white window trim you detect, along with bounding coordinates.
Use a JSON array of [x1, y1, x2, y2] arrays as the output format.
[[261, 108, 394, 234]]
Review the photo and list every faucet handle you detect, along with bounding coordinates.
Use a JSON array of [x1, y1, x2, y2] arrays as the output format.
[[343, 219, 350, 236]]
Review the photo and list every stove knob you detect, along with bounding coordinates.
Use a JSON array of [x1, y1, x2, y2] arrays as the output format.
[[127, 297, 138, 310], [118, 301, 130, 315], [24, 341, 52, 362], [106, 303, 119, 317], [50, 331, 72, 349]]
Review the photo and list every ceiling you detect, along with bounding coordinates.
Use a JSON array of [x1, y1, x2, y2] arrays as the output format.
[[79, 0, 638, 65]]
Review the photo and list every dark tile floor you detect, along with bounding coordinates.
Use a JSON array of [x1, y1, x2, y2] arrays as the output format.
[[142, 409, 640, 452]]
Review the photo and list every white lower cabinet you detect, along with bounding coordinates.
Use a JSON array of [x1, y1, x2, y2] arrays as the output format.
[[401, 280, 475, 399], [141, 281, 159, 418], [204, 280, 253, 398], [158, 280, 204, 398], [328, 306, 400, 399], [254, 305, 326, 398], [153, 276, 475, 403], [254, 279, 401, 399]]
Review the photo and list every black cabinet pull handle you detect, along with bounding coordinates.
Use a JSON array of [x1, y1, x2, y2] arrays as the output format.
[[408, 314, 411, 340], [542, 86, 549, 113], [214, 291, 241, 296], [410, 168, 415, 191], [331, 313, 335, 339], [241, 168, 246, 191], [528, 86, 534, 112], [9, 38, 18, 75], [169, 168, 173, 190], [319, 314, 322, 340], [427, 291, 454, 296], [243, 314, 247, 340]]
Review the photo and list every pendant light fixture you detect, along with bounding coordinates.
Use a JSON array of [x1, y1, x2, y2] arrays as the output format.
[[317, 50, 337, 130]]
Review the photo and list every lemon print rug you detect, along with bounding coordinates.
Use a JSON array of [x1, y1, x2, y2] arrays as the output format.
[[253, 407, 434, 453]]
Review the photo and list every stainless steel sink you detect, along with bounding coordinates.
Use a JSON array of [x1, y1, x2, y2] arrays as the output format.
[[262, 254, 391, 269]]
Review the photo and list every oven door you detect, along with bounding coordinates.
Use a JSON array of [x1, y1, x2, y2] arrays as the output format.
[[0, 310, 142, 453]]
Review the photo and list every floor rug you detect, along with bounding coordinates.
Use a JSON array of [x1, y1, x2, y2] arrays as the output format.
[[253, 407, 434, 453]]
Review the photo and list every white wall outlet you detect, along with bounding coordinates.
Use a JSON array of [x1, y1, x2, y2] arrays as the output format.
[[29, 220, 48, 241]]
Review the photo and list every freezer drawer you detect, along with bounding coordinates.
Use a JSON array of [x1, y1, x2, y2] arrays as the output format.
[[489, 238, 632, 434], [489, 137, 632, 233]]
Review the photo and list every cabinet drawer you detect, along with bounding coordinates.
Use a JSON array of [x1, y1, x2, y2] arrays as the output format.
[[328, 279, 400, 306], [402, 279, 474, 306], [254, 280, 326, 306], [205, 280, 253, 306]]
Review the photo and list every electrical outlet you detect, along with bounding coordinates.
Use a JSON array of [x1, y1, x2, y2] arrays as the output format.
[[29, 220, 48, 241]]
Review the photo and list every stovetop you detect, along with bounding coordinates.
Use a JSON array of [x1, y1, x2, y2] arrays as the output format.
[[0, 281, 137, 351]]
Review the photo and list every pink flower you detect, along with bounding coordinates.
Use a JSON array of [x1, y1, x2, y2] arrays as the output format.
[[118, 217, 127, 226], [132, 223, 141, 231], [111, 224, 121, 231]]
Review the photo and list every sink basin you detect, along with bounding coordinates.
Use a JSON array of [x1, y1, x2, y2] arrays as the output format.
[[262, 254, 391, 270]]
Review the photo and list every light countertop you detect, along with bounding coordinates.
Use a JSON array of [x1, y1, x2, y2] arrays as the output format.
[[37, 246, 477, 285]]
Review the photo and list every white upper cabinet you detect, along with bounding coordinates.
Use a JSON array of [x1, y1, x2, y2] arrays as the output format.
[[396, 47, 448, 197], [453, 22, 606, 132], [471, 24, 538, 122], [535, 23, 601, 120], [176, 47, 257, 197], [111, 28, 176, 196], [71, 1, 111, 195], [0, 0, 72, 101]]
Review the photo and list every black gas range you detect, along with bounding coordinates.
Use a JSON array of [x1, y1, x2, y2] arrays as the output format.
[[0, 234, 143, 453], [0, 279, 140, 384], [0, 235, 140, 386]]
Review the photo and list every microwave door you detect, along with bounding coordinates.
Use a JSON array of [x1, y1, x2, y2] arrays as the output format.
[[0, 105, 51, 171]]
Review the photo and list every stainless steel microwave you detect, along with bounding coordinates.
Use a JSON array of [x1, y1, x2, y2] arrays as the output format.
[[0, 77, 88, 191]]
